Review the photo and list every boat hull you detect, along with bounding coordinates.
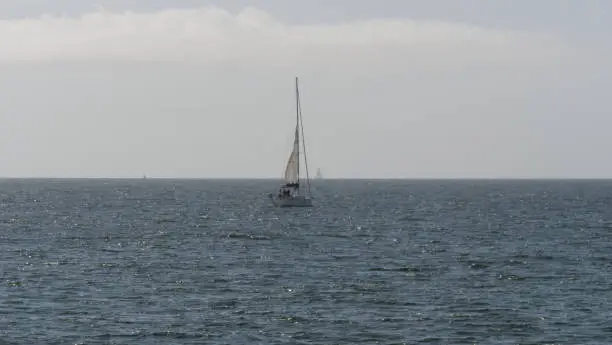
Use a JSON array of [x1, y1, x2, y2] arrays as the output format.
[[268, 194, 313, 207]]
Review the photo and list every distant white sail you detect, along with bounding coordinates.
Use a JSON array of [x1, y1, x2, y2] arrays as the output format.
[[316, 168, 323, 179]]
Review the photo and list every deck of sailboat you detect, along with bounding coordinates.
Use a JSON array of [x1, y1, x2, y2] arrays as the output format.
[[269, 194, 313, 207]]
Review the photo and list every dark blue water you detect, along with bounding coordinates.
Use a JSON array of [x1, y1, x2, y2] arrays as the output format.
[[1, 179, 611, 344]]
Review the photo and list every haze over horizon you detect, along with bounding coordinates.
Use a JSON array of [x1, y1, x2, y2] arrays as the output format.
[[0, 0, 610, 179]]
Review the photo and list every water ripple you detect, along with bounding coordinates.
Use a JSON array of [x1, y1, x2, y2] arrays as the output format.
[[0, 179, 611, 344]]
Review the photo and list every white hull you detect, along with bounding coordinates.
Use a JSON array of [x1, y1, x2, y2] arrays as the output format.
[[268, 194, 313, 207]]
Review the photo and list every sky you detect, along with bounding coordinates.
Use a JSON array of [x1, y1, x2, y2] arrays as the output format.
[[0, 0, 610, 178]]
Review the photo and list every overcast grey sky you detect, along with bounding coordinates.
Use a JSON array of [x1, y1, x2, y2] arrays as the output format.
[[0, 0, 610, 178]]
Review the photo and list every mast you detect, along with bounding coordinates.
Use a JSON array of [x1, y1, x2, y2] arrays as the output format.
[[296, 76, 312, 197], [295, 77, 300, 193]]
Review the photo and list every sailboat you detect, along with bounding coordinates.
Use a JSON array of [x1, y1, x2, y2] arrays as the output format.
[[316, 168, 323, 179], [268, 77, 313, 207]]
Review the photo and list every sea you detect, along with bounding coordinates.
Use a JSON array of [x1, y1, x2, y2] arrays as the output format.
[[1, 178, 611, 344]]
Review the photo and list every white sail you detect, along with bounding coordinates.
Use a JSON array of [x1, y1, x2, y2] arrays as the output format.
[[283, 125, 300, 184]]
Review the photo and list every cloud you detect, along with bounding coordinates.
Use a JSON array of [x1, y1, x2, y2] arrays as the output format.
[[0, 6, 608, 178], [0, 6, 574, 70]]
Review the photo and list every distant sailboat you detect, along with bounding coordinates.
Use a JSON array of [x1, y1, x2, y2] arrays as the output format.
[[268, 77, 313, 207], [316, 168, 323, 179]]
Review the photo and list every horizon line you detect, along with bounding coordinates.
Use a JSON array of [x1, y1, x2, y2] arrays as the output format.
[[1, 176, 612, 181]]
